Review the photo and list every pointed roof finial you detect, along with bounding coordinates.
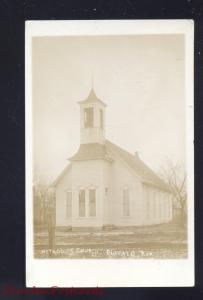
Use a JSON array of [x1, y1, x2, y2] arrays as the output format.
[[77, 73, 107, 107]]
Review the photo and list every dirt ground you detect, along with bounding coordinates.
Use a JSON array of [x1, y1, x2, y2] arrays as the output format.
[[34, 223, 187, 259]]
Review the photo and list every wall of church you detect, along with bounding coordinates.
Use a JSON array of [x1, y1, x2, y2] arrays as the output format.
[[55, 159, 173, 228], [71, 160, 104, 228], [55, 166, 72, 227], [55, 159, 113, 228], [102, 160, 113, 225], [142, 184, 173, 225], [110, 157, 143, 226]]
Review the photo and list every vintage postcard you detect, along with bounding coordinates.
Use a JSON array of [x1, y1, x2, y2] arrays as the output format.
[[26, 20, 194, 287]]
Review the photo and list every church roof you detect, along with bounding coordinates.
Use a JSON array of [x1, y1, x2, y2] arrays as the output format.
[[78, 88, 107, 107], [68, 140, 171, 192], [51, 164, 72, 187], [69, 143, 112, 162], [105, 140, 171, 192]]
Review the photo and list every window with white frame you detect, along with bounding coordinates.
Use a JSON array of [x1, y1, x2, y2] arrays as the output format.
[[66, 191, 72, 218], [146, 188, 150, 219], [157, 196, 160, 219], [153, 191, 156, 219], [79, 189, 85, 217], [89, 189, 96, 217], [123, 188, 130, 217]]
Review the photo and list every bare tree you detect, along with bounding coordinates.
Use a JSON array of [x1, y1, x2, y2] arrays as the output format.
[[33, 180, 49, 226], [159, 160, 187, 227]]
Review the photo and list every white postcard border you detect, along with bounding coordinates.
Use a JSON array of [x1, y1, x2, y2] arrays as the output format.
[[26, 20, 194, 287]]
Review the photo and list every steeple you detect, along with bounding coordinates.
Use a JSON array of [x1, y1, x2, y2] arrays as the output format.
[[78, 87, 107, 107], [78, 88, 106, 145], [87, 88, 98, 101]]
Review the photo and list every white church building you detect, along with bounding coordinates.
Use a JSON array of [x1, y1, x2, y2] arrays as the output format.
[[53, 88, 173, 229]]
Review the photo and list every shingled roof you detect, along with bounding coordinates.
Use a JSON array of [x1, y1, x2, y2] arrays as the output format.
[[68, 139, 171, 192]]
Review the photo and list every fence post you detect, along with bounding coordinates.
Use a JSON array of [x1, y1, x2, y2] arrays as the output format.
[[47, 211, 55, 257]]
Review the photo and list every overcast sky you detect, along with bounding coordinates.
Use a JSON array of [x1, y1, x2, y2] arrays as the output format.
[[32, 35, 185, 183]]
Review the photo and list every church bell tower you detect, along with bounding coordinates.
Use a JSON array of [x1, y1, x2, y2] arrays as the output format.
[[78, 88, 106, 145]]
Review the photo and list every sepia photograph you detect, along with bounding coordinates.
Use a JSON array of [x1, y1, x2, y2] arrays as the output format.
[[26, 20, 194, 287]]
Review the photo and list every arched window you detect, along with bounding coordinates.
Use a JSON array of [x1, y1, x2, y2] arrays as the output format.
[[123, 188, 130, 217]]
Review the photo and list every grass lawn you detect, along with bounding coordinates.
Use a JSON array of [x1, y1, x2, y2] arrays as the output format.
[[34, 222, 187, 259]]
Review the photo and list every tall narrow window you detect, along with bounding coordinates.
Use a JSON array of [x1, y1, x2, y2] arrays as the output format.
[[160, 194, 164, 220], [100, 109, 103, 128], [66, 191, 72, 218], [123, 189, 130, 217], [79, 189, 85, 217], [84, 107, 93, 128], [153, 192, 156, 218], [154, 192, 158, 219], [156, 197, 159, 219], [157, 197, 160, 219], [146, 188, 150, 219], [167, 198, 169, 219], [89, 189, 96, 217]]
